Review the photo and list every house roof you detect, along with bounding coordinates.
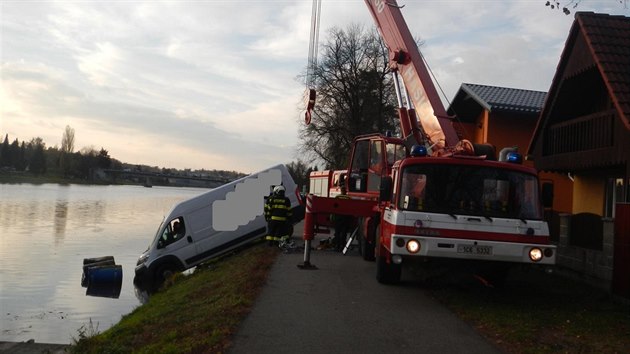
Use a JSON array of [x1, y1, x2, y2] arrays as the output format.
[[529, 12, 630, 155], [578, 12, 630, 128], [447, 83, 547, 122]]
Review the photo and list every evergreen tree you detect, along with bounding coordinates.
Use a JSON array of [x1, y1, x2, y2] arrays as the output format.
[[17, 142, 27, 171], [0, 134, 10, 167], [9, 139, 21, 169], [29, 141, 47, 175], [97, 148, 112, 169]]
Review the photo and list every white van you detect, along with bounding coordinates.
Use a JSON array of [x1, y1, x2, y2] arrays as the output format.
[[135, 164, 302, 286]]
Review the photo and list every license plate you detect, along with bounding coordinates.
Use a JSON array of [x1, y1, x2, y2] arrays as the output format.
[[457, 245, 493, 255]]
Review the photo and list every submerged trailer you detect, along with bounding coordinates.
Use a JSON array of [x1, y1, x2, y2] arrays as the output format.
[[135, 164, 302, 287]]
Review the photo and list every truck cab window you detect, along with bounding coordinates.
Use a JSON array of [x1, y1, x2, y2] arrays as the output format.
[[349, 140, 370, 192], [158, 217, 186, 249], [399, 170, 427, 210], [368, 141, 384, 192], [386, 143, 406, 166], [398, 164, 542, 220]]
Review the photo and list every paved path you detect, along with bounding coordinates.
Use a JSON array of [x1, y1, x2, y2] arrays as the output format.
[[228, 232, 502, 354], [0, 341, 68, 353]]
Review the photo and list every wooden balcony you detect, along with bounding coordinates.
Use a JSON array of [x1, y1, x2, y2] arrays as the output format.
[[544, 110, 615, 156]]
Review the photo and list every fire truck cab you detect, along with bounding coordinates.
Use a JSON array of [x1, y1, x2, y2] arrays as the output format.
[[375, 154, 556, 283]]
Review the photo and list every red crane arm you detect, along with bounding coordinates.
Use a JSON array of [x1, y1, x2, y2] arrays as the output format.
[[364, 0, 459, 148]]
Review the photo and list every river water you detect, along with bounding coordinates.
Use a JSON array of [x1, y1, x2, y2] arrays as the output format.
[[0, 183, 204, 344]]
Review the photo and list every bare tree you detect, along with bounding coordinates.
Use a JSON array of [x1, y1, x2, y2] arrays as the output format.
[[60, 125, 75, 177], [298, 24, 398, 170], [286, 159, 316, 192], [545, 0, 628, 15], [61, 125, 75, 154]]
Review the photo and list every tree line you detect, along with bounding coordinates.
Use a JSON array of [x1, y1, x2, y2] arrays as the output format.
[[0, 125, 246, 184], [3, 24, 400, 188], [0, 130, 115, 180]]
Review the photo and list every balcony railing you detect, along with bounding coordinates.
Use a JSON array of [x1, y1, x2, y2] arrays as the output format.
[[544, 110, 615, 155]]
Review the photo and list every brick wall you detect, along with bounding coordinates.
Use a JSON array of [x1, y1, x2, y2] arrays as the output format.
[[556, 213, 614, 289]]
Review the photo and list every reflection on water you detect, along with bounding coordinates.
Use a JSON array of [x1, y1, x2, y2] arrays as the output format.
[[54, 200, 68, 244], [0, 183, 204, 344]]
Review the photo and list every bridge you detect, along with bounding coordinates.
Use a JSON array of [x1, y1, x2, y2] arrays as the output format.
[[101, 169, 233, 187]]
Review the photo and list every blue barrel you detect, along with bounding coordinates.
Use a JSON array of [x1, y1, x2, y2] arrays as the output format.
[[86, 279, 123, 298], [82, 259, 115, 274], [83, 256, 115, 265], [81, 257, 123, 297], [86, 264, 123, 284]]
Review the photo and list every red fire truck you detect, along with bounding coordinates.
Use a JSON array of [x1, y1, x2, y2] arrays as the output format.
[[308, 169, 347, 198], [301, 0, 556, 285]]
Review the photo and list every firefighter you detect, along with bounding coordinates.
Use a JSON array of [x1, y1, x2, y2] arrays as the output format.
[[264, 185, 292, 246]]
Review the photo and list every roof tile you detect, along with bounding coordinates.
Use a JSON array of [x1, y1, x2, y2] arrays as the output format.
[[462, 83, 546, 114], [576, 12, 630, 127]]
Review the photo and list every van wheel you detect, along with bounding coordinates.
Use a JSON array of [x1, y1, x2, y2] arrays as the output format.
[[154, 263, 176, 285]]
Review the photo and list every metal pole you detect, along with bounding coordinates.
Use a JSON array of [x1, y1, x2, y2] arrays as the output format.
[[298, 194, 317, 269]]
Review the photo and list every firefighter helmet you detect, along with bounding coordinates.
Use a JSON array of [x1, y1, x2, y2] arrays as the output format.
[[273, 185, 286, 195]]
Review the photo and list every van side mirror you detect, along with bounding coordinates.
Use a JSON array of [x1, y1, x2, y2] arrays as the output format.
[[379, 176, 393, 203], [542, 182, 554, 208]]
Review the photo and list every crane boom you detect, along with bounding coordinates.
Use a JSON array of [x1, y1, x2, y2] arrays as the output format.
[[364, 0, 459, 148]]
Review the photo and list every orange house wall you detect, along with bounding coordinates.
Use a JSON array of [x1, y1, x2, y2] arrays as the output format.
[[487, 113, 533, 153], [573, 175, 606, 215], [539, 172, 574, 213], [462, 110, 574, 213]]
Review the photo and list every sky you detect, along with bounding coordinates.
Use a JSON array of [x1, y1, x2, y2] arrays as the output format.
[[1, 1, 629, 174]]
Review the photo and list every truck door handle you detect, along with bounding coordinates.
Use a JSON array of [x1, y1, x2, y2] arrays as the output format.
[[467, 217, 482, 222], [187, 236, 193, 243]]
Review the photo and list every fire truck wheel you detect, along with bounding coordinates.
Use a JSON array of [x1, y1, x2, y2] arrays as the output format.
[[376, 253, 401, 284], [360, 218, 376, 261], [375, 226, 400, 284]]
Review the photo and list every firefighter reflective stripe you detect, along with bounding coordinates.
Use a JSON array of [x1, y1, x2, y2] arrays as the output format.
[[264, 196, 292, 220], [265, 235, 289, 241]]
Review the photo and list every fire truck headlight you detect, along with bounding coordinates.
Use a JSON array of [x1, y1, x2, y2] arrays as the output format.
[[529, 247, 543, 262], [406, 240, 420, 254]]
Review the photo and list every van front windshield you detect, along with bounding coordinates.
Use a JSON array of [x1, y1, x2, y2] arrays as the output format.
[[398, 164, 542, 220]]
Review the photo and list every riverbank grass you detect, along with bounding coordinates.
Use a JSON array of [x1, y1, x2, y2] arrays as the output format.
[[71, 242, 279, 353], [430, 268, 630, 353], [71, 244, 630, 353]]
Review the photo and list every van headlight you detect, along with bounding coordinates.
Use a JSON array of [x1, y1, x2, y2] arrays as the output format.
[[137, 253, 149, 266]]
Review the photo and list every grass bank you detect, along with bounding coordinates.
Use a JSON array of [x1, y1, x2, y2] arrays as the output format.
[[430, 268, 630, 353], [71, 244, 629, 354], [72, 243, 280, 354]]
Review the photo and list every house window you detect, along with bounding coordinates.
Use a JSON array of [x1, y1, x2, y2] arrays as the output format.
[[604, 178, 628, 218]]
